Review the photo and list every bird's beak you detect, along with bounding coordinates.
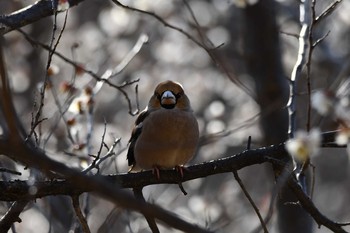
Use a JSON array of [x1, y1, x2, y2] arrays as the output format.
[[161, 90, 176, 106]]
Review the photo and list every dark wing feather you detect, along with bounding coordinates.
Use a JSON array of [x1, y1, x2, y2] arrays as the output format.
[[126, 109, 150, 166]]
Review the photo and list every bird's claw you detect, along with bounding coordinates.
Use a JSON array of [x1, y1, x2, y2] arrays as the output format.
[[175, 165, 187, 179], [152, 166, 161, 180]]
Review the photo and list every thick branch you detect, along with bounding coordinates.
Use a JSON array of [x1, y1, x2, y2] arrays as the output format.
[[288, 177, 348, 233], [0, 140, 347, 232], [0, 144, 285, 202], [0, 0, 85, 35], [288, 0, 313, 137], [0, 200, 29, 232], [0, 129, 341, 200]]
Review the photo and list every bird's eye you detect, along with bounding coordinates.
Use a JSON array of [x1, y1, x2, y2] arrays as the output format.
[[175, 91, 183, 99], [154, 92, 161, 100]]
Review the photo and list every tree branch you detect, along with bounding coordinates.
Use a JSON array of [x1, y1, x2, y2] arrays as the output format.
[[0, 144, 285, 202], [314, 0, 343, 26], [72, 195, 91, 233], [233, 171, 268, 233], [0, 200, 29, 232], [16, 28, 141, 116], [133, 187, 160, 233], [0, 140, 347, 232], [111, 0, 253, 96], [0, 129, 342, 201], [288, 0, 313, 138], [288, 177, 349, 233], [0, 0, 85, 35]]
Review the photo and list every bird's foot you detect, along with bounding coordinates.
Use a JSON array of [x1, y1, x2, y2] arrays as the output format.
[[152, 166, 161, 180], [175, 165, 187, 179]]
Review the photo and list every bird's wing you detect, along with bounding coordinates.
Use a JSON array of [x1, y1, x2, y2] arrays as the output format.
[[126, 108, 150, 167]]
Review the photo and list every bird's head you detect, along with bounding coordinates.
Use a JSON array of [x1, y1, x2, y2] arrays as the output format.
[[149, 80, 191, 110]]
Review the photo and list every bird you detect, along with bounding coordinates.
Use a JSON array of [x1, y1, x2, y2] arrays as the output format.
[[127, 80, 199, 179]]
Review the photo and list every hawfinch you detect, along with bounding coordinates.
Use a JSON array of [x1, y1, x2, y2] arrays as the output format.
[[127, 80, 199, 178]]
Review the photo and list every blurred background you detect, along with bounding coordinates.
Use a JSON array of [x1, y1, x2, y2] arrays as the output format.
[[1, 0, 350, 232]]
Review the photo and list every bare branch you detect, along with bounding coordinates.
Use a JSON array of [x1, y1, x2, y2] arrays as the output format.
[[111, 0, 204, 50], [0, 200, 29, 232], [252, 163, 294, 233], [305, 0, 316, 133], [111, 0, 253, 96], [312, 30, 330, 48], [288, 177, 348, 233], [16, 28, 140, 116], [0, 0, 85, 35], [72, 195, 91, 233], [233, 171, 268, 233], [93, 34, 148, 95], [133, 187, 160, 233], [288, 0, 313, 137], [82, 137, 121, 174], [280, 30, 299, 39], [27, 10, 69, 143], [0, 145, 284, 202], [182, 0, 214, 48], [0, 168, 21, 176], [314, 0, 343, 26]]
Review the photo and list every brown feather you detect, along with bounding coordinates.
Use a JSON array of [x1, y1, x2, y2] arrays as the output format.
[[126, 80, 199, 171]]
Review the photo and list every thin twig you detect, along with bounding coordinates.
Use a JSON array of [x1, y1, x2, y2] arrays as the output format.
[[112, 0, 203, 50], [42, 78, 76, 149], [233, 171, 268, 233], [82, 137, 121, 174], [0, 168, 21, 175], [96, 120, 108, 161], [182, 0, 214, 47], [305, 0, 316, 133], [85, 101, 95, 156], [178, 182, 188, 195], [44, 35, 146, 148], [27, 10, 69, 143], [252, 163, 293, 233], [86, 119, 107, 172], [314, 0, 343, 26], [93, 34, 148, 94], [134, 84, 140, 115], [280, 31, 299, 39], [310, 163, 316, 199], [246, 136, 252, 150], [16, 28, 140, 116], [72, 195, 91, 233], [111, 0, 253, 96], [312, 30, 330, 48]]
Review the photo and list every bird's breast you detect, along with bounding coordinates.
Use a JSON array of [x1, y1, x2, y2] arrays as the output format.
[[134, 109, 199, 169]]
